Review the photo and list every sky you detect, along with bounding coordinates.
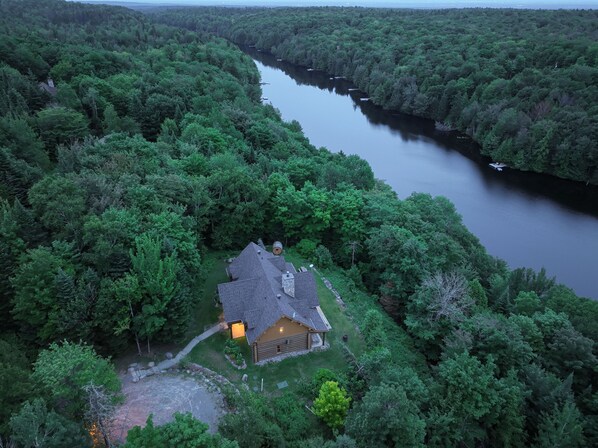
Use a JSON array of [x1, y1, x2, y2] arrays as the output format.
[[77, 0, 598, 8]]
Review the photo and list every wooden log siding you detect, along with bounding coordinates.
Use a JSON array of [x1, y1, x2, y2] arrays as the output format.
[[255, 332, 309, 361], [259, 317, 306, 342]]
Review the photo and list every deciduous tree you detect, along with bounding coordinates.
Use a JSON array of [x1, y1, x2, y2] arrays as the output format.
[[31, 341, 120, 419], [9, 399, 91, 448], [313, 381, 351, 431], [346, 383, 425, 448]]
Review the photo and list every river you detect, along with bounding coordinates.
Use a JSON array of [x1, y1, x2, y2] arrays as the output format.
[[246, 49, 598, 299]]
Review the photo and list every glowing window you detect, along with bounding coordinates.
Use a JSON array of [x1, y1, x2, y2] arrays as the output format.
[[231, 322, 245, 339], [279, 326, 284, 333]]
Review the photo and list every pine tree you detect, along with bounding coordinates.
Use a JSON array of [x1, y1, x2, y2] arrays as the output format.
[[534, 400, 585, 448]]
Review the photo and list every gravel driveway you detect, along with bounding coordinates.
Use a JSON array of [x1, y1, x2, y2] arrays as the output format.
[[110, 374, 226, 443]]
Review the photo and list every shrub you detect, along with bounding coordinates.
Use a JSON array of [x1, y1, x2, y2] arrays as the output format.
[[311, 368, 340, 396], [361, 309, 387, 348], [224, 339, 241, 356], [235, 352, 243, 364], [296, 239, 318, 258], [313, 381, 351, 430], [345, 265, 364, 289], [314, 245, 333, 268], [224, 339, 244, 367]]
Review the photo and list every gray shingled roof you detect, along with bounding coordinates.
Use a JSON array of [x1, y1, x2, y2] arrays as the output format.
[[218, 242, 329, 344]]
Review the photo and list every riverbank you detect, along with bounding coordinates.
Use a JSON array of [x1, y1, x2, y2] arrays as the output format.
[[248, 48, 598, 299]]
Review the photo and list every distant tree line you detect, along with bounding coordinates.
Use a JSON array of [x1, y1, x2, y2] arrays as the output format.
[[152, 6, 598, 184]]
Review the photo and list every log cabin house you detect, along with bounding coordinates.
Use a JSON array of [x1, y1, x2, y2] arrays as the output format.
[[218, 242, 331, 363]]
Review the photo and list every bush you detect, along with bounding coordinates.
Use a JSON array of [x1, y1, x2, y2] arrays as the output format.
[[361, 309, 387, 348], [345, 265, 364, 289], [310, 368, 341, 396], [234, 352, 243, 364], [224, 339, 245, 368], [313, 381, 351, 430], [295, 239, 318, 258], [224, 339, 241, 358], [314, 245, 333, 268]]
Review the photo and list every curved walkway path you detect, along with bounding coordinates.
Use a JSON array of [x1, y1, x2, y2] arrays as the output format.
[[134, 322, 227, 381]]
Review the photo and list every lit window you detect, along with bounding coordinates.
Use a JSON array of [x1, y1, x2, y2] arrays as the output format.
[[231, 322, 245, 338], [279, 326, 284, 333]]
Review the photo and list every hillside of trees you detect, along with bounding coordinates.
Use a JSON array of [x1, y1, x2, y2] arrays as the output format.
[[153, 7, 598, 185], [0, 1, 597, 446]]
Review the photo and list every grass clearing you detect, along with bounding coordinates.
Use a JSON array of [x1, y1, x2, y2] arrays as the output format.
[[320, 267, 427, 374], [184, 251, 233, 343], [116, 247, 424, 391], [321, 268, 429, 375], [185, 249, 366, 396], [284, 250, 426, 373]]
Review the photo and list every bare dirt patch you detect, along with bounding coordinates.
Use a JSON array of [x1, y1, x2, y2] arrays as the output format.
[[110, 373, 226, 443]]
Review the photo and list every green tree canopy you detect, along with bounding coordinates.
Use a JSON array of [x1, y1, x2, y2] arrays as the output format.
[[313, 381, 351, 431], [31, 341, 120, 419], [346, 383, 426, 448], [35, 107, 88, 159], [124, 413, 238, 448]]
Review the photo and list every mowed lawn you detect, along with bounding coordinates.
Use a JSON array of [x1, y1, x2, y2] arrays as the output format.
[[185, 250, 365, 396], [183, 251, 232, 343]]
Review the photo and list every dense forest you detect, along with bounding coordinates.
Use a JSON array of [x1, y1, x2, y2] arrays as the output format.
[[153, 7, 598, 185], [0, 1, 597, 447]]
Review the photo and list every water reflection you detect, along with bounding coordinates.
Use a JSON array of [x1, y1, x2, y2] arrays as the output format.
[[245, 47, 598, 299], [247, 47, 598, 217]]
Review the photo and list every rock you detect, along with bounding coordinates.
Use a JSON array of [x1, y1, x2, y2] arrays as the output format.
[[242, 374, 248, 382], [130, 370, 140, 382], [127, 367, 136, 374], [165, 352, 173, 359], [189, 363, 202, 372], [129, 363, 138, 369], [148, 361, 155, 368]]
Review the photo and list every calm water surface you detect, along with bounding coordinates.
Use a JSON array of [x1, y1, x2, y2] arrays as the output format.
[[248, 50, 598, 299]]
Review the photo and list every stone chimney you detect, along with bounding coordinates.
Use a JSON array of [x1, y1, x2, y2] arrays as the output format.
[[282, 271, 294, 298]]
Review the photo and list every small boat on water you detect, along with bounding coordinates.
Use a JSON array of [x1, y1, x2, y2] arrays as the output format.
[[307, 68, 315, 72], [348, 88, 358, 91], [489, 162, 507, 171], [276, 58, 283, 62], [334, 76, 345, 79], [360, 97, 370, 101], [330, 77, 334, 80]]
